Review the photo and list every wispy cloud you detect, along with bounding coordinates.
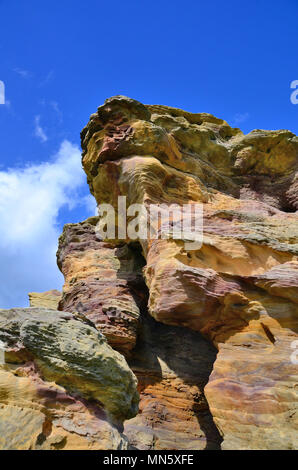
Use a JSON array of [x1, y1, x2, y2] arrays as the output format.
[[40, 70, 54, 86], [34, 115, 48, 142], [233, 112, 250, 125], [13, 68, 31, 79], [50, 100, 63, 122], [39, 99, 63, 123]]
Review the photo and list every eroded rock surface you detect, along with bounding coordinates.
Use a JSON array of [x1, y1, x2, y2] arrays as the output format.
[[57, 218, 146, 357], [79, 96, 298, 450], [28, 290, 61, 309], [2, 96, 297, 450], [0, 308, 138, 449], [125, 312, 222, 450]]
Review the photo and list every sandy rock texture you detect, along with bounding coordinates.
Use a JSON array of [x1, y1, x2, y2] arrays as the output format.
[[2, 95, 297, 450], [28, 290, 61, 309], [57, 219, 221, 449], [0, 308, 138, 449], [124, 312, 222, 450], [79, 96, 298, 450], [57, 217, 146, 357]]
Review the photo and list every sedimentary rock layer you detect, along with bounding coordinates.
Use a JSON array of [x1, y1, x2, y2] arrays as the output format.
[[125, 311, 222, 450], [28, 290, 61, 309], [3, 96, 296, 450], [0, 308, 138, 449], [57, 217, 146, 357], [79, 96, 298, 450]]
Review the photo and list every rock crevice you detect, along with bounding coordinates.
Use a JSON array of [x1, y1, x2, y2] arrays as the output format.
[[0, 95, 297, 450]]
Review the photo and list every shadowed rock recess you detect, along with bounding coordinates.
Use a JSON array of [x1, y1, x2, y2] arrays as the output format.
[[1, 96, 297, 450]]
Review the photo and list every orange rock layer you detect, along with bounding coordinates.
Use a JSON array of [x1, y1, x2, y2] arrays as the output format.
[[78, 96, 298, 449], [2, 96, 297, 450]]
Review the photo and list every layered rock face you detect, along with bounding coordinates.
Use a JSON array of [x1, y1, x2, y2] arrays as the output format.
[[56, 219, 222, 449], [124, 312, 222, 450], [0, 308, 138, 449], [77, 96, 298, 450], [57, 217, 146, 357], [1, 96, 297, 450], [28, 290, 61, 309]]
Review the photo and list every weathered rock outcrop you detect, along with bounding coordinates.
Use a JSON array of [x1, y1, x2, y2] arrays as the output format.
[[77, 96, 298, 450], [0, 308, 138, 449], [1, 96, 297, 450], [124, 312, 222, 450], [56, 219, 222, 449], [57, 218, 146, 357]]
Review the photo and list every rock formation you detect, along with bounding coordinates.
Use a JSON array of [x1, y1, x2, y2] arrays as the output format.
[[79, 96, 298, 450], [28, 290, 61, 310], [0, 95, 297, 450], [124, 312, 222, 450], [57, 218, 146, 357], [0, 308, 138, 449]]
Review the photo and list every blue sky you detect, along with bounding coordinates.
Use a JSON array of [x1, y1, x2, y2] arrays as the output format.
[[0, 0, 297, 308]]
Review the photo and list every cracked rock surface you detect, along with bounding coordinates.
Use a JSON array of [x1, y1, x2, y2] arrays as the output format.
[[0, 308, 138, 449], [1, 96, 297, 450], [80, 96, 298, 450]]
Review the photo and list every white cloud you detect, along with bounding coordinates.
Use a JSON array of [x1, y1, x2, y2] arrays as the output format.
[[13, 68, 31, 79], [40, 70, 54, 86], [34, 115, 48, 142], [83, 194, 98, 216], [233, 112, 250, 125], [50, 101, 63, 122], [0, 140, 94, 309]]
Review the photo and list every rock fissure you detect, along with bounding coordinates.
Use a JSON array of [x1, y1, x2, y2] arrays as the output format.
[[1, 95, 297, 450]]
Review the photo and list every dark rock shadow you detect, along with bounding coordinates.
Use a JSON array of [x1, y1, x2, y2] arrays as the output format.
[[126, 310, 222, 449], [115, 243, 222, 449]]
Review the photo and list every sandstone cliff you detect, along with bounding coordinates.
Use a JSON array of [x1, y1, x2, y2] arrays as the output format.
[[0, 96, 297, 450]]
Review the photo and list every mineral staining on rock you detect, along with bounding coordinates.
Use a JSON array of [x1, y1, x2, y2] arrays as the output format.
[[79, 96, 298, 450], [1, 95, 297, 450], [57, 217, 146, 357], [0, 308, 138, 449], [124, 312, 222, 450]]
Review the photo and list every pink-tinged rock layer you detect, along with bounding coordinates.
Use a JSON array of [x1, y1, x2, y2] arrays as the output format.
[[57, 217, 146, 357], [0, 308, 138, 450], [125, 312, 222, 450], [79, 96, 298, 450]]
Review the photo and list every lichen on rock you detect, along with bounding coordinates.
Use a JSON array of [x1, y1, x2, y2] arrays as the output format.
[[1, 95, 298, 450], [78, 96, 298, 450], [0, 307, 138, 449]]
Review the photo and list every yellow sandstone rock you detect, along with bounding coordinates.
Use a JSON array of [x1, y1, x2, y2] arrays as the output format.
[[79, 96, 298, 450], [28, 290, 61, 309], [3, 96, 297, 450], [0, 308, 138, 449]]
